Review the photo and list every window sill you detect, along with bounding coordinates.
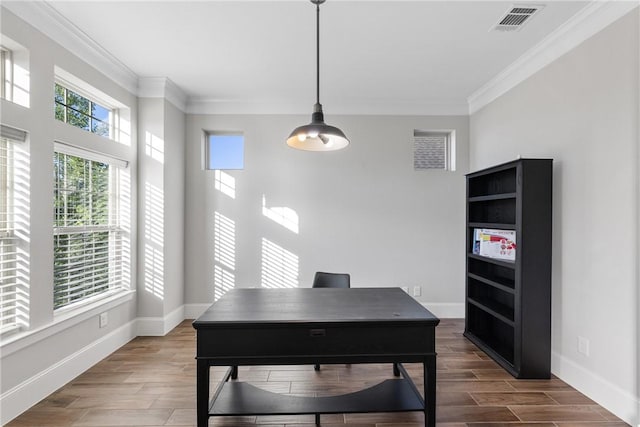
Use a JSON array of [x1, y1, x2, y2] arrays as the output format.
[[0, 290, 135, 357]]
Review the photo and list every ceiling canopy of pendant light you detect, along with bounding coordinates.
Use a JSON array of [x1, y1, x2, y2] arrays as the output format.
[[286, 0, 349, 152]]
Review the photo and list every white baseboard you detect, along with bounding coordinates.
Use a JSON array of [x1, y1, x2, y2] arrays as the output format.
[[136, 305, 185, 336], [184, 303, 211, 320], [551, 351, 639, 426], [0, 320, 137, 425], [421, 302, 464, 318]]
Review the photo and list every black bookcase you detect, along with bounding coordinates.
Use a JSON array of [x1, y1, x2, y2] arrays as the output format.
[[464, 158, 552, 379]]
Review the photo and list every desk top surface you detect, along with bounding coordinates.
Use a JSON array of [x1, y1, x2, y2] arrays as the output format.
[[193, 288, 439, 327]]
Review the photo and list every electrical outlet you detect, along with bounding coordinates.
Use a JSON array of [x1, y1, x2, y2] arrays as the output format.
[[99, 312, 108, 328], [578, 336, 589, 356], [401, 286, 409, 294], [413, 286, 421, 297]]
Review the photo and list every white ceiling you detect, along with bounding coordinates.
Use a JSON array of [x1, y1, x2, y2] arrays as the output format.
[[8, 1, 599, 114]]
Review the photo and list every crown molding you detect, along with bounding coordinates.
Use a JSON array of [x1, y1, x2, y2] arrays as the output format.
[[138, 77, 188, 112], [468, 1, 639, 115], [186, 98, 470, 116], [8, 0, 633, 118], [2, 1, 139, 95]]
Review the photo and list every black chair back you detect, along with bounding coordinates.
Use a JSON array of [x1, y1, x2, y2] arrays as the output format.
[[312, 272, 350, 289]]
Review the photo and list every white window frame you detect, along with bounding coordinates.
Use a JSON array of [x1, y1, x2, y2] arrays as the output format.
[[53, 67, 132, 146], [53, 143, 129, 313]]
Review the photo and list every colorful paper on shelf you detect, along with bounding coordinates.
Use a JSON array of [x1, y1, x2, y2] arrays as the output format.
[[473, 228, 516, 261]]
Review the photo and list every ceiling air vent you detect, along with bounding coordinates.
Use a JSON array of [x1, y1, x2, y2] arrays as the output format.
[[493, 5, 543, 32]]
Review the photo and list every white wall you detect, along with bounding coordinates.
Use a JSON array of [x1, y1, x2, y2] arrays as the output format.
[[185, 114, 469, 317], [0, 8, 139, 423], [137, 96, 186, 331], [470, 9, 639, 425], [163, 101, 186, 316]]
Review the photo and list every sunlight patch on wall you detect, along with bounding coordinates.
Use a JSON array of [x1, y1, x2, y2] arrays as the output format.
[[262, 195, 298, 234], [214, 265, 235, 301], [11, 63, 29, 108], [115, 112, 131, 146], [1, 35, 30, 108], [214, 170, 235, 199], [144, 243, 164, 299], [214, 211, 235, 270], [144, 131, 164, 164], [144, 181, 164, 299], [213, 211, 235, 300], [261, 238, 298, 289]]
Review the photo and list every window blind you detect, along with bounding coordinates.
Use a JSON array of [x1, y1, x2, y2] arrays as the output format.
[[414, 131, 449, 170], [53, 150, 126, 310], [0, 131, 28, 333], [0, 137, 16, 330]]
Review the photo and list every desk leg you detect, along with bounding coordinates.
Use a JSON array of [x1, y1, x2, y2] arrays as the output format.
[[424, 356, 436, 427], [197, 359, 210, 427]]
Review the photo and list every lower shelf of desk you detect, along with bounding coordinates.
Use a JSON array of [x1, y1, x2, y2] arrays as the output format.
[[210, 379, 424, 416]]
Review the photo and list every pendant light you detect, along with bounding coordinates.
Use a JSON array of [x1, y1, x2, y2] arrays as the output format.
[[286, 0, 349, 151]]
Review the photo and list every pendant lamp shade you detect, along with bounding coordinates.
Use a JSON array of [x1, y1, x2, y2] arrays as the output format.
[[287, 0, 349, 151], [286, 104, 349, 151]]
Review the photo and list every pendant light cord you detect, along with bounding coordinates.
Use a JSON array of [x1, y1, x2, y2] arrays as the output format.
[[316, 1, 320, 106]]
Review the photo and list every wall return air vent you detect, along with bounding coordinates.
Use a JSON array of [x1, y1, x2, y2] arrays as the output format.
[[493, 5, 543, 32]]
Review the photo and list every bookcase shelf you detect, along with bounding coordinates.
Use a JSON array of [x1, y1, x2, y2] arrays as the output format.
[[467, 257, 515, 291], [464, 159, 552, 379], [468, 193, 517, 202], [467, 297, 514, 326], [467, 253, 515, 268], [468, 198, 517, 224], [468, 272, 515, 294], [467, 222, 515, 231]]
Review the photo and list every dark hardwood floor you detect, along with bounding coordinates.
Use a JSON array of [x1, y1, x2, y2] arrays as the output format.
[[6, 319, 628, 427]]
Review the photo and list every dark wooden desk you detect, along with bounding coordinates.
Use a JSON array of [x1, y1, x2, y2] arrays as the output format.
[[193, 288, 440, 427]]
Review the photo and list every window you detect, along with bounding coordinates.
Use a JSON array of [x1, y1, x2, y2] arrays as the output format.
[[0, 125, 29, 334], [55, 67, 132, 146], [413, 130, 456, 171], [205, 132, 244, 170], [53, 145, 129, 310], [55, 83, 112, 138]]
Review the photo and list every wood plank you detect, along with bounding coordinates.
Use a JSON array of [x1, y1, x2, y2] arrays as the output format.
[[437, 380, 515, 392], [67, 397, 155, 410], [470, 392, 557, 406], [507, 379, 575, 392], [437, 392, 478, 406], [71, 409, 173, 426], [546, 391, 597, 405], [4, 408, 88, 427], [509, 405, 608, 422], [436, 405, 519, 423]]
